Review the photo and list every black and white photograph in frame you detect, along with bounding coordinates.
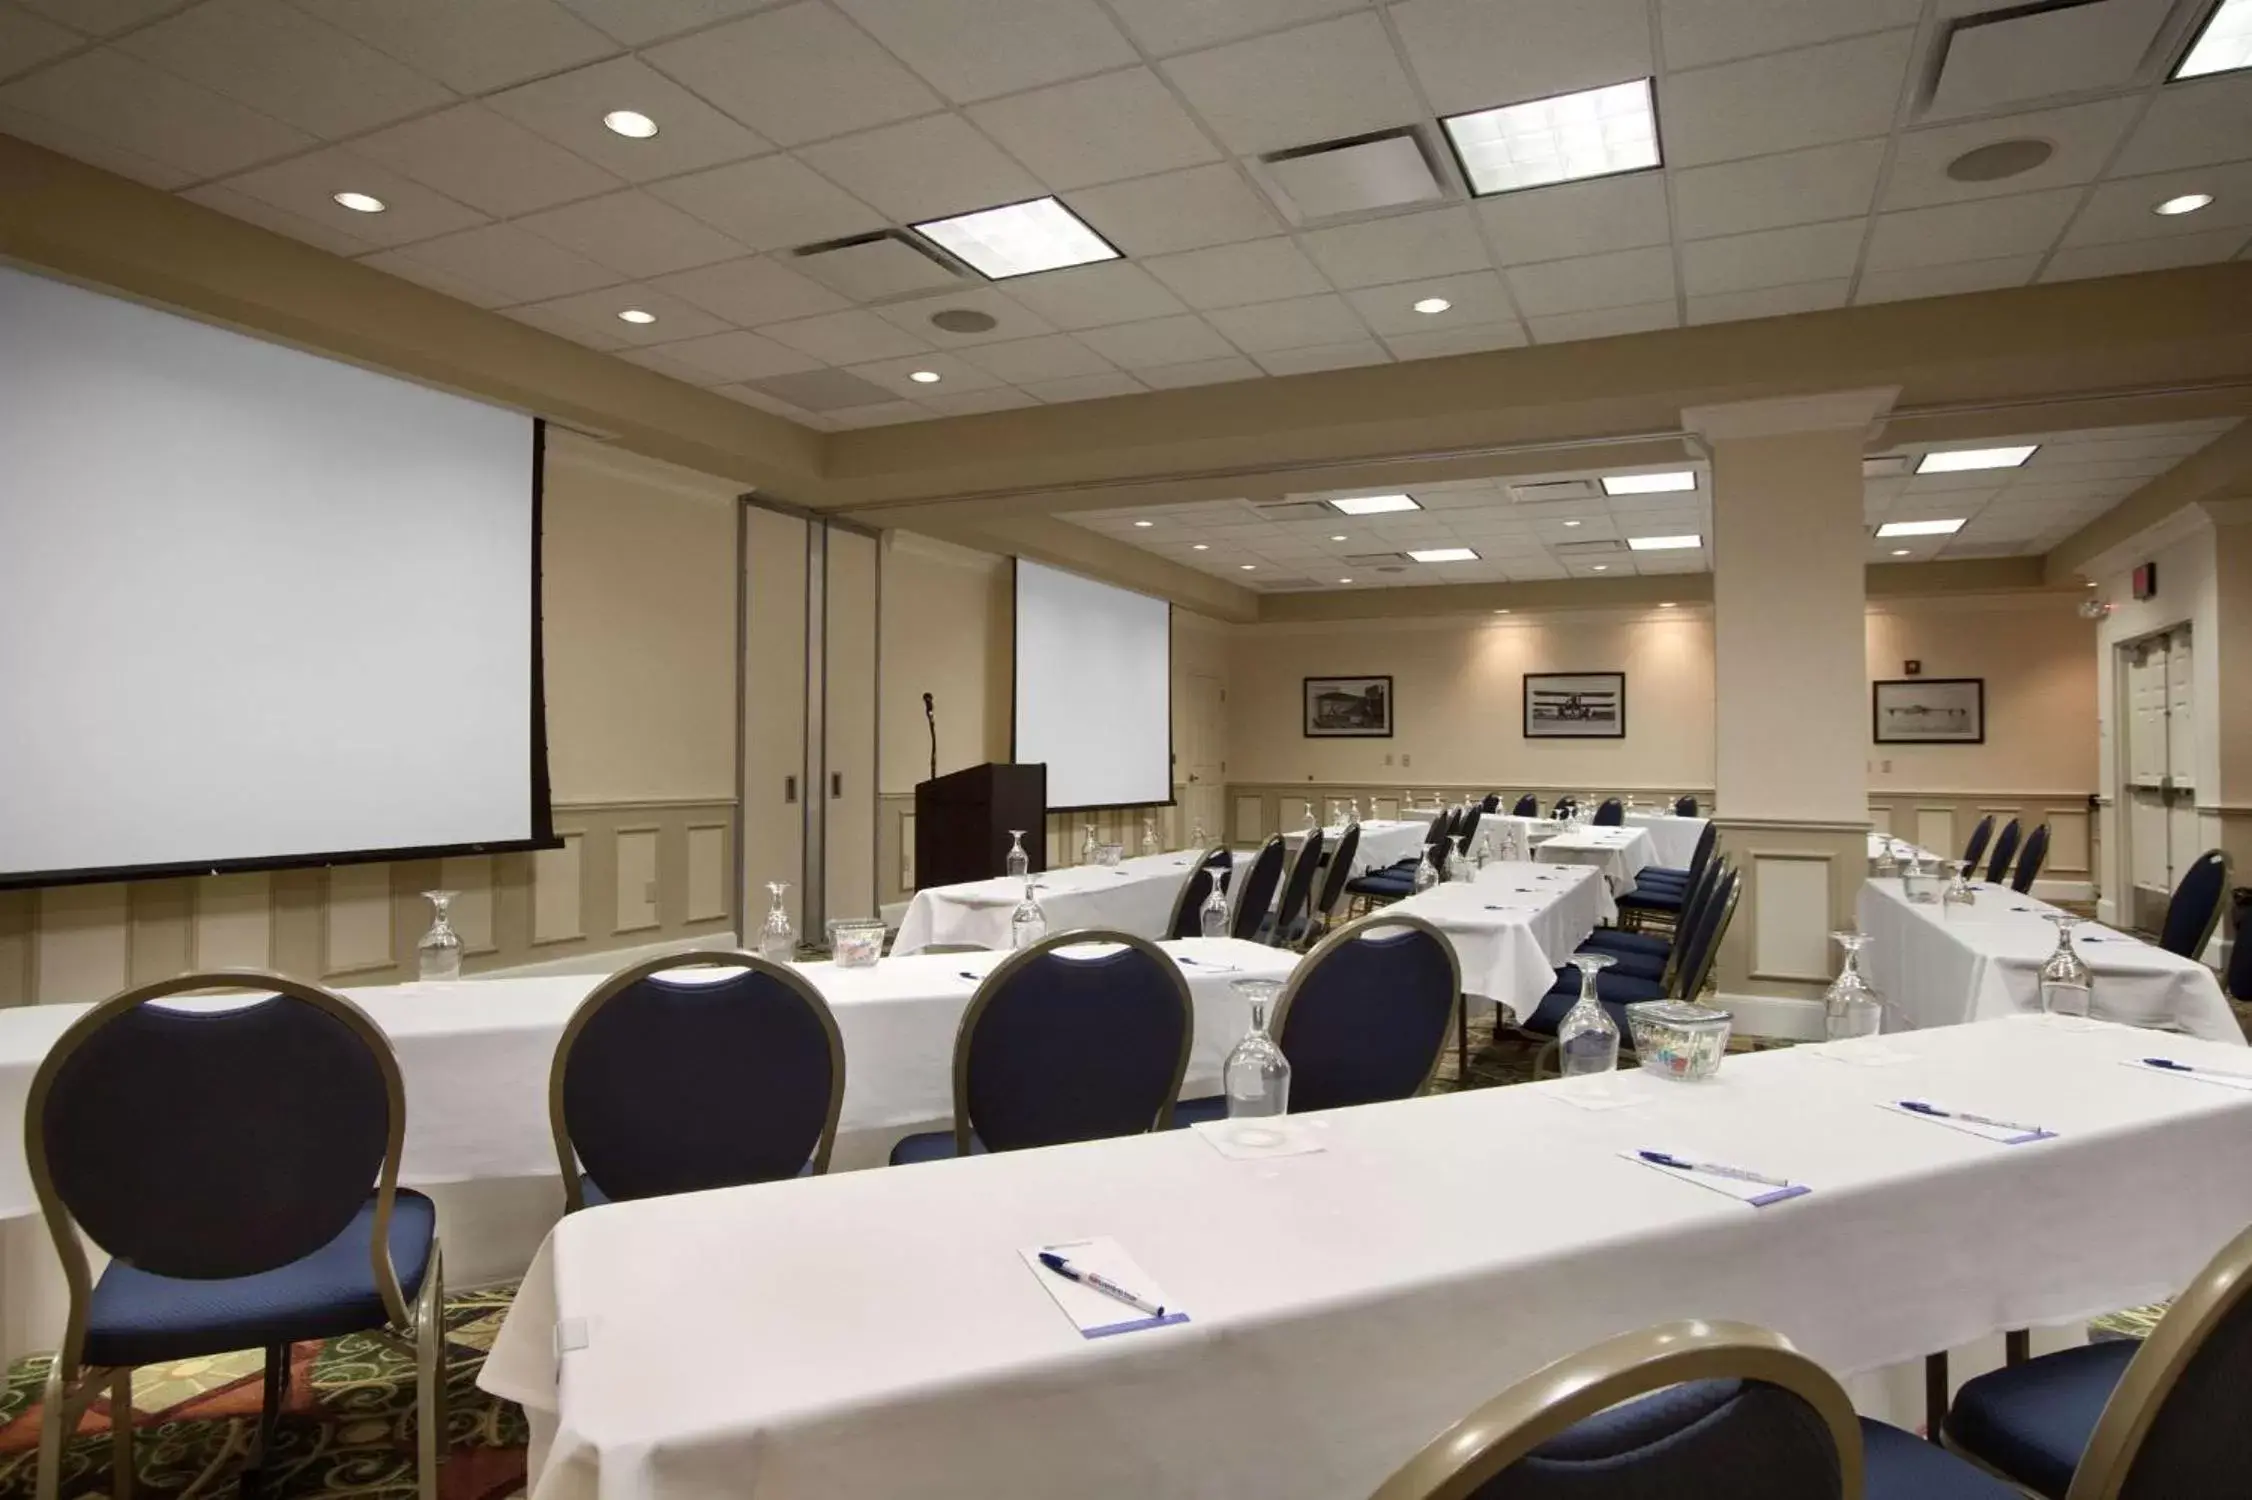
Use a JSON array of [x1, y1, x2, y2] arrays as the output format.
[[1873, 677, 1985, 744], [1303, 676, 1393, 738], [1523, 672, 1625, 738]]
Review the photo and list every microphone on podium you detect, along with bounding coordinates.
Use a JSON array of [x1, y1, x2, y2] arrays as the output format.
[[923, 692, 937, 782]]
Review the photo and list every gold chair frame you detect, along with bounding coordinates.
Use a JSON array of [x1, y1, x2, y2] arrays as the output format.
[[1162, 846, 1233, 941], [1273, 910, 1464, 1096]]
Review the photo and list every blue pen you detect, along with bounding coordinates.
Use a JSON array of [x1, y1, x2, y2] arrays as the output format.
[[1899, 1100, 2042, 1135], [1637, 1150, 1792, 1189], [2145, 1057, 2194, 1072], [2142, 1058, 2252, 1081], [1036, 1251, 1165, 1316]]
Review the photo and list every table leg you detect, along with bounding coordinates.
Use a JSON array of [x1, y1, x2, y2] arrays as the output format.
[[2005, 1329, 2030, 1366], [1924, 1352, 1948, 1441]]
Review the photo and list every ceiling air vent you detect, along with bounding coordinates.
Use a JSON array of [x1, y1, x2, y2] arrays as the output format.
[[1256, 127, 1445, 223], [791, 231, 963, 301], [1508, 479, 1602, 504], [1251, 500, 1337, 521], [1343, 551, 1411, 566], [1553, 539, 1627, 558], [1926, 0, 2167, 118]]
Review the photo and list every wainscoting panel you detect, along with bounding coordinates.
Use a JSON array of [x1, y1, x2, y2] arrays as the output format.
[[1867, 806, 1892, 834], [1750, 852, 1835, 984], [1234, 795, 1264, 843], [1866, 790, 2099, 891], [0, 800, 738, 1006], [1915, 808, 1957, 857], [2045, 808, 2092, 875], [1225, 783, 1717, 845]]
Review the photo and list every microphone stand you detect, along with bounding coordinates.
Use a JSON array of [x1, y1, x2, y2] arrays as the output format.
[[923, 692, 937, 783]]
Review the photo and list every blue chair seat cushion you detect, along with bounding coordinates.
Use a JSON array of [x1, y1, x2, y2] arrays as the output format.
[[1862, 1418, 2022, 1498], [1942, 1338, 2136, 1498], [1582, 930, 1671, 957], [888, 1130, 990, 1165], [1347, 876, 1413, 896], [1521, 973, 1666, 1037], [1596, 950, 1668, 982], [83, 1191, 436, 1368], [1616, 888, 1686, 913], [1641, 863, 1692, 882]]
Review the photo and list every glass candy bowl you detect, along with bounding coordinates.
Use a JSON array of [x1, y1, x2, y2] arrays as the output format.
[[1626, 1000, 1733, 1081], [827, 918, 884, 968]]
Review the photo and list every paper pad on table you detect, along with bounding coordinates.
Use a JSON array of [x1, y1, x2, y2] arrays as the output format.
[[1173, 955, 1241, 974], [1021, 1238, 1188, 1339], [1623, 1150, 1807, 1208], [1192, 1116, 1326, 1159], [2124, 1058, 2252, 1092], [1801, 1041, 1914, 1067], [1880, 1100, 2054, 1144]]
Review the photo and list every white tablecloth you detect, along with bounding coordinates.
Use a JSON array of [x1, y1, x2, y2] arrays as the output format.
[[1383, 863, 1604, 1019], [1624, 813, 1706, 869], [893, 850, 1206, 955], [1856, 879, 2241, 1043], [1285, 819, 1427, 877], [0, 939, 1299, 1220], [483, 1016, 2252, 1500], [1529, 827, 1651, 922]]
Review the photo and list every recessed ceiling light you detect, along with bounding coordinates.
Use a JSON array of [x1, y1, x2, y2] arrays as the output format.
[[603, 109, 659, 139], [1891, 548, 1913, 557], [1329, 533, 1348, 541], [617, 308, 657, 324], [332, 191, 385, 213], [908, 369, 942, 384], [1239, 563, 1257, 570], [1916, 445, 2036, 473], [1408, 547, 1479, 563], [1132, 519, 1153, 527], [1591, 564, 1610, 572], [2175, 0, 2252, 79], [1602, 471, 1696, 496], [1329, 493, 1421, 515], [1442, 78, 1660, 197], [1562, 519, 1582, 527], [1192, 543, 1209, 551], [1876, 518, 1967, 537], [1412, 297, 1451, 315], [1627, 534, 1701, 551], [1338, 577, 1353, 584], [911, 197, 1119, 280], [1492, 608, 1511, 615], [2155, 192, 2214, 216], [1658, 601, 1676, 608]]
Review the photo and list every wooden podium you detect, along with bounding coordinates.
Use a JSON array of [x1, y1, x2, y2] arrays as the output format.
[[913, 762, 1047, 889]]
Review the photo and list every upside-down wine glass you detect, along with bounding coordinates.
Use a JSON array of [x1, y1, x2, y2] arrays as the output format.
[[1199, 873, 1230, 938], [1557, 952, 1620, 1076], [1824, 931, 1884, 1040], [1942, 859, 1978, 910], [416, 891, 463, 982], [1010, 881, 1048, 950], [1223, 979, 1291, 1118], [1081, 824, 1100, 866], [1141, 815, 1159, 857], [759, 882, 795, 962], [2038, 913, 2093, 1019], [1005, 829, 1030, 881]]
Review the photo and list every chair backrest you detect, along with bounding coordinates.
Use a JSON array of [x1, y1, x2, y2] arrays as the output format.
[[2009, 824, 2050, 894], [1273, 828, 1327, 941], [2158, 848, 2230, 960], [1368, 1320, 1857, 1500], [1460, 806, 1484, 844], [1204, 845, 1235, 871], [1658, 857, 1727, 988], [1593, 798, 1623, 826], [954, 931, 1191, 1153], [1272, 913, 1460, 1113], [27, 972, 411, 1372], [1445, 806, 1466, 836], [552, 952, 845, 1209], [2229, 892, 2252, 1003], [1671, 865, 1741, 1001], [2071, 1219, 2252, 1500], [1512, 794, 1539, 816], [1681, 818, 1720, 883], [1550, 796, 1575, 818], [1673, 795, 1698, 816], [1168, 847, 1231, 939], [1480, 793, 1501, 813], [1312, 823, 1363, 924], [1961, 813, 1995, 870], [1228, 836, 1288, 942], [1985, 817, 2023, 884]]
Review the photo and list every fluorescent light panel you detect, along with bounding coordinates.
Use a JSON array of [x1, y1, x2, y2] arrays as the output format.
[[1876, 518, 1966, 537], [1626, 534, 1701, 551], [2176, 0, 2252, 78], [1602, 470, 1696, 495], [911, 197, 1118, 280], [1916, 445, 2036, 473], [1443, 78, 1660, 197], [1407, 547, 1479, 562], [1329, 494, 1421, 515]]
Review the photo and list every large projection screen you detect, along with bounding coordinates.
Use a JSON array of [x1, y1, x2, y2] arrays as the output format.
[[1013, 559, 1172, 811], [0, 264, 551, 888]]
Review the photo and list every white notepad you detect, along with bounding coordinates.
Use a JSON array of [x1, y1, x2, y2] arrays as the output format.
[[1624, 1150, 1807, 1208], [1021, 1238, 1189, 1339], [1881, 1099, 2054, 1144], [2124, 1058, 2252, 1092]]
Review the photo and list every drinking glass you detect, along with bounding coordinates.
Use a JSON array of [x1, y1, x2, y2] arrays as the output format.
[[1141, 816, 1159, 857], [1010, 881, 1048, 950], [1301, 799, 1318, 834], [1223, 980, 1291, 1118], [1411, 847, 1440, 894], [1199, 875, 1230, 938], [416, 890, 462, 982], [1347, 797, 1361, 826], [1824, 931, 1885, 1039], [1942, 859, 1978, 910], [1557, 952, 1620, 1076], [1005, 829, 1030, 881], [759, 882, 795, 962], [1081, 824, 1100, 866], [1190, 816, 1209, 850], [2038, 913, 2093, 1019], [1872, 839, 1899, 878], [1902, 855, 1941, 904]]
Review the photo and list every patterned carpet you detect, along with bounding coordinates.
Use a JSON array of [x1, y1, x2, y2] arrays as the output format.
[[0, 1286, 526, 1500]]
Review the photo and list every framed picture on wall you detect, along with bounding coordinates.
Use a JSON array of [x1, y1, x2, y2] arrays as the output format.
[[1524, 672, 1626, 738], [1873, 677, 1984, 744], [1303, 676, 1393, 738]]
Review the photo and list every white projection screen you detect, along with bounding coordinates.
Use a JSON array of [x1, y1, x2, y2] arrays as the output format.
[[1013, 559, 1172, 810], [0, 264, 551, 887]]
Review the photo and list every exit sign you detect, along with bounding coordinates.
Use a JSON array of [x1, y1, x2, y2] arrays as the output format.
[[2133, 562, 2157, 601]]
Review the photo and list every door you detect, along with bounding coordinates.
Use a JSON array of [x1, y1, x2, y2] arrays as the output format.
[[741, 505, 808, 943], [2121, 626, 2193, 931], [824, 527, 878, 922], [1177, 672, 1227, 848]]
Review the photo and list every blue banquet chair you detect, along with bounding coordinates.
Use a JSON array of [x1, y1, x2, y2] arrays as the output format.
[[890, 931, 1190, 1164], [1512, 794, 1540, 816], [1368, 1319, 2013, 1500], [1673, 794, 1699, 815], [1943, 1218, 2252, 1499], [2008, 824, 2050, 894], [1168, 846, 1232, 938], [1961, 814, 1996, 874], [550, 951, 845, 1210], [1518, 867, 1740, 1070], [1265, 828, 1326, 946], [1228, 834, 1288, 941], [1593, 797, 1624, 826], [1581, 857, 1725, 983], [2229, 893, 2252, 1002], [1615, 821, 1719, 931], [1984, 818, 2024, 885], [1175, 912, 1461, 1126], [1347, 813, 1450, 910], [26, 971, 445, 1500], [2157, 848, 2230, 959], [1550, 796, 1576, 818], [1291, 822, 1363, 949], [1480, 793, 1501, 814]]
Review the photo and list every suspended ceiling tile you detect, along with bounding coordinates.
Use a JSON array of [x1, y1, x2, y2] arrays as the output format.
[[1853, 255, 2040, 305], [1067, 163, 1286, 257], [351, 104, 624, 218], [1161, 12, 1421, 157], [365, 221, 623, 306], [646, 154, 885, 253], [833, 0, 1137, 104], [969, 67, 1219, 191], [1658, 0, 1922, 71], [649, 254, 853, 326], [1679, 217, 1864, 295], [1391, 0, 1653, 117], [640, 2, 941, 147], [554, 0, 783, 46], [1478, 172, 1673, 265], [1863, 187, 2082, 271], [1075, 313, 1241, 369], [796, 112, 1043, 223], [299, 0, 616, 94], [512, 187, 750, 277], [1505, 245, 1676, 316], [205, 144, 487, 248], [1660, 29, 1916, 168], [959, 332, 1119, 383], [1102, 0, 1362, 56], [484, 56, 774, 181], [1669, 138, 1887, 241], [1001, 260, 1191, 330], [0, 46, 313, 179]]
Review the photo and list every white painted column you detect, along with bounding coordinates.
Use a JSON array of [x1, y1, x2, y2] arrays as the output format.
[[1686, 390, 1895, 1008]]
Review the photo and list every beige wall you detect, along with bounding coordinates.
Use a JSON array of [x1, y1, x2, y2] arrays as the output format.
[[1864, 596, 2097, 795]]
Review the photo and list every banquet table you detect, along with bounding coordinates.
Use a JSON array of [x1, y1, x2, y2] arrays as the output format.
[[482, 1016, 2252, 1500], [1285, 818, 1427, 877], [1383, 862, 1605, 1020], [0, 938, 1299, 1217], [1623, 811, 1706, 869], [1855, 878, 2241, 1043], [892, 848, 1206, 955], [1528, 825, 1651, 922]]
